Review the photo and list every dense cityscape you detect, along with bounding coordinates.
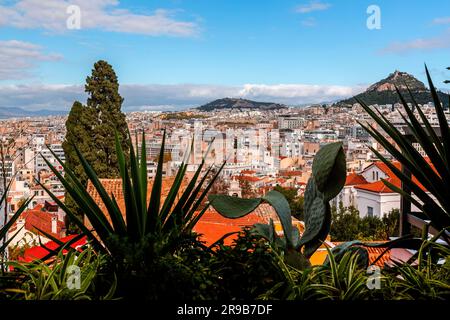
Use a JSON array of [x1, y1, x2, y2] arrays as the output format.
[[0, 0, 449, 309], [1, 90, 447, 248]]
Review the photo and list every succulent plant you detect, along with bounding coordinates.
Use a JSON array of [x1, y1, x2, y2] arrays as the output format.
[[208, 141, 347, 268]]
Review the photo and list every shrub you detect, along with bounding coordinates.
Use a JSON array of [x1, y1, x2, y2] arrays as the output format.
[[38, 130, 225, 300]]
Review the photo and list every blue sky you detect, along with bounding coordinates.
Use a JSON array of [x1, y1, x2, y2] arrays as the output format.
[[0, 0, 449, 111]]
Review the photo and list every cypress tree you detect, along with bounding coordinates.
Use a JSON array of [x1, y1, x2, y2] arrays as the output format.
[[63, 60, 130, 232]]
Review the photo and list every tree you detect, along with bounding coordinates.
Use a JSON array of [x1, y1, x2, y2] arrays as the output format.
[[239, 179, 256, 198], [273, 185, 304, 220], [330, 203, 361, 241], [330, 203, 401, 241], [63, 60, 130, 231]]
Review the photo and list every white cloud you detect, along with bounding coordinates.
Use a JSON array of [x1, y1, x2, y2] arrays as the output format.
[[0, 0, 199, 37], [301, 17, 317, 27], [0, 40, 62, 80], [432, 17, 450, 25], [0, 82, 366, 112], [380, 29, 450, 54], [295, 1, 331, 14]]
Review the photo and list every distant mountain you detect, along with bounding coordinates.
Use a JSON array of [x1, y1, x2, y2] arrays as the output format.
[[337, 70, 449, 107], [0, 107, 66, 119], [197, 98, 286, 111]]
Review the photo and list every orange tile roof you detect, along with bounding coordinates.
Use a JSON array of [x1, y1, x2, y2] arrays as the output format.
[[19, 235, 87, 263], [355, 180, 395, 193], [85, 177, 188, 227], [194, 203, 295, 246], [279, 170, 303, 177], [332, 242, 392, 267], [236, 175, 261, 182], [345, 172, 367, 186], [10, 207, 65, 238], [365, 246, 391, 267], [354, 160, 434, 194]]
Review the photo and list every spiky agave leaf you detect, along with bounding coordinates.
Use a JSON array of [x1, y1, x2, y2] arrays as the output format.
[[357, 67, 450, 242]]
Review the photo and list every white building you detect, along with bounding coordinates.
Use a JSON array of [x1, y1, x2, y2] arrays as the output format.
[[278, 116, 305, 130], [35, 144, 65, 178], [335, 161, 429, 218]]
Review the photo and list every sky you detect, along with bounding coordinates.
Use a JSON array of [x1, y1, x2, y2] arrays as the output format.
[[0, 0, 449, 112]]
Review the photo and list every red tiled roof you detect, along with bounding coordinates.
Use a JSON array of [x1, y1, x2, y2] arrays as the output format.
[[355, 160, 434, 194], [365, 246, 391, 267], [332, 242, 392, 267], [18, 235, 87, 263], [85, 177, 188, 228], [279, 170, 302, 177], [236, 175, 261, 182], [345, 173, 367, 186], [355, 180, 395, 193], [194, 203, 286, 246], [10, 206, 65, 238]]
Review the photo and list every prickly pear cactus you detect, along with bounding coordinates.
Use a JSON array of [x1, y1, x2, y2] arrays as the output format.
[[208, 142, 347, 268], [299, 142, 346, 259]]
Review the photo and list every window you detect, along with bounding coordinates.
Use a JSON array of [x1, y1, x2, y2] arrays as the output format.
[[367, 206, 374, 218]]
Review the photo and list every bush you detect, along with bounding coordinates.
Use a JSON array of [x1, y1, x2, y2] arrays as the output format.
[[273, 185, 304, 220], [331, 203, 400, 241], [208, 227, 284, 300]]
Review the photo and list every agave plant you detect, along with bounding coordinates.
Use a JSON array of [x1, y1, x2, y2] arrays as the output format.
[[209, 142, 347, 268], [0, 181, 33, 272], [261, 248, 373, 300], [7, 247, 116, 300], [36, 129, 225, 297], [379, 241, 450, 300], [357, 65, 450, 244]]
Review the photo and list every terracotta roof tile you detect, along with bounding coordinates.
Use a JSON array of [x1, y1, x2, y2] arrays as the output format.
[[13, 207, 65, 238], [85, 177, 189, 227], [345, 173, 367, 186], [355, 160, 435, 193], [18, 235, 87, 263]]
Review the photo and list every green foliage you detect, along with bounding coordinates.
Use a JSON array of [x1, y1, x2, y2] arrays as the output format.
[[239, 179, 257, 198], [40, 129, 224, 299], [63, 60, 131, 232], [378, 242, 450, 300], [209, 141, 347, 267], [358, 65, 450, 244], [261, 249, 371, 300], [312, 142, 346, 201], [341, 88, 449, 108], [208, 227, 284, 300], [7, 247, 116, 300], [300, 142, 346, 259], [273, 186, 304, 220], [1, 181, 33, 268], [198, 97, 285, 112], [330, 204, 400, 241], [262, 241, 450, 300], [330, 204, 361, 241], [0, 183, 33, 298]]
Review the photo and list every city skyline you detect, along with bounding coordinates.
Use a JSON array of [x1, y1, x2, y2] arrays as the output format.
[[0, 0, 449, 112]]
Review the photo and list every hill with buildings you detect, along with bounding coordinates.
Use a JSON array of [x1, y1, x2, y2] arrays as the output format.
[[197, 98, 286, 111], [337, 70, 449, 107]]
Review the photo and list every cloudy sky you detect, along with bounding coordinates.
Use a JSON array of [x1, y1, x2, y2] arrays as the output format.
[[1, 0, 449, 112]]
